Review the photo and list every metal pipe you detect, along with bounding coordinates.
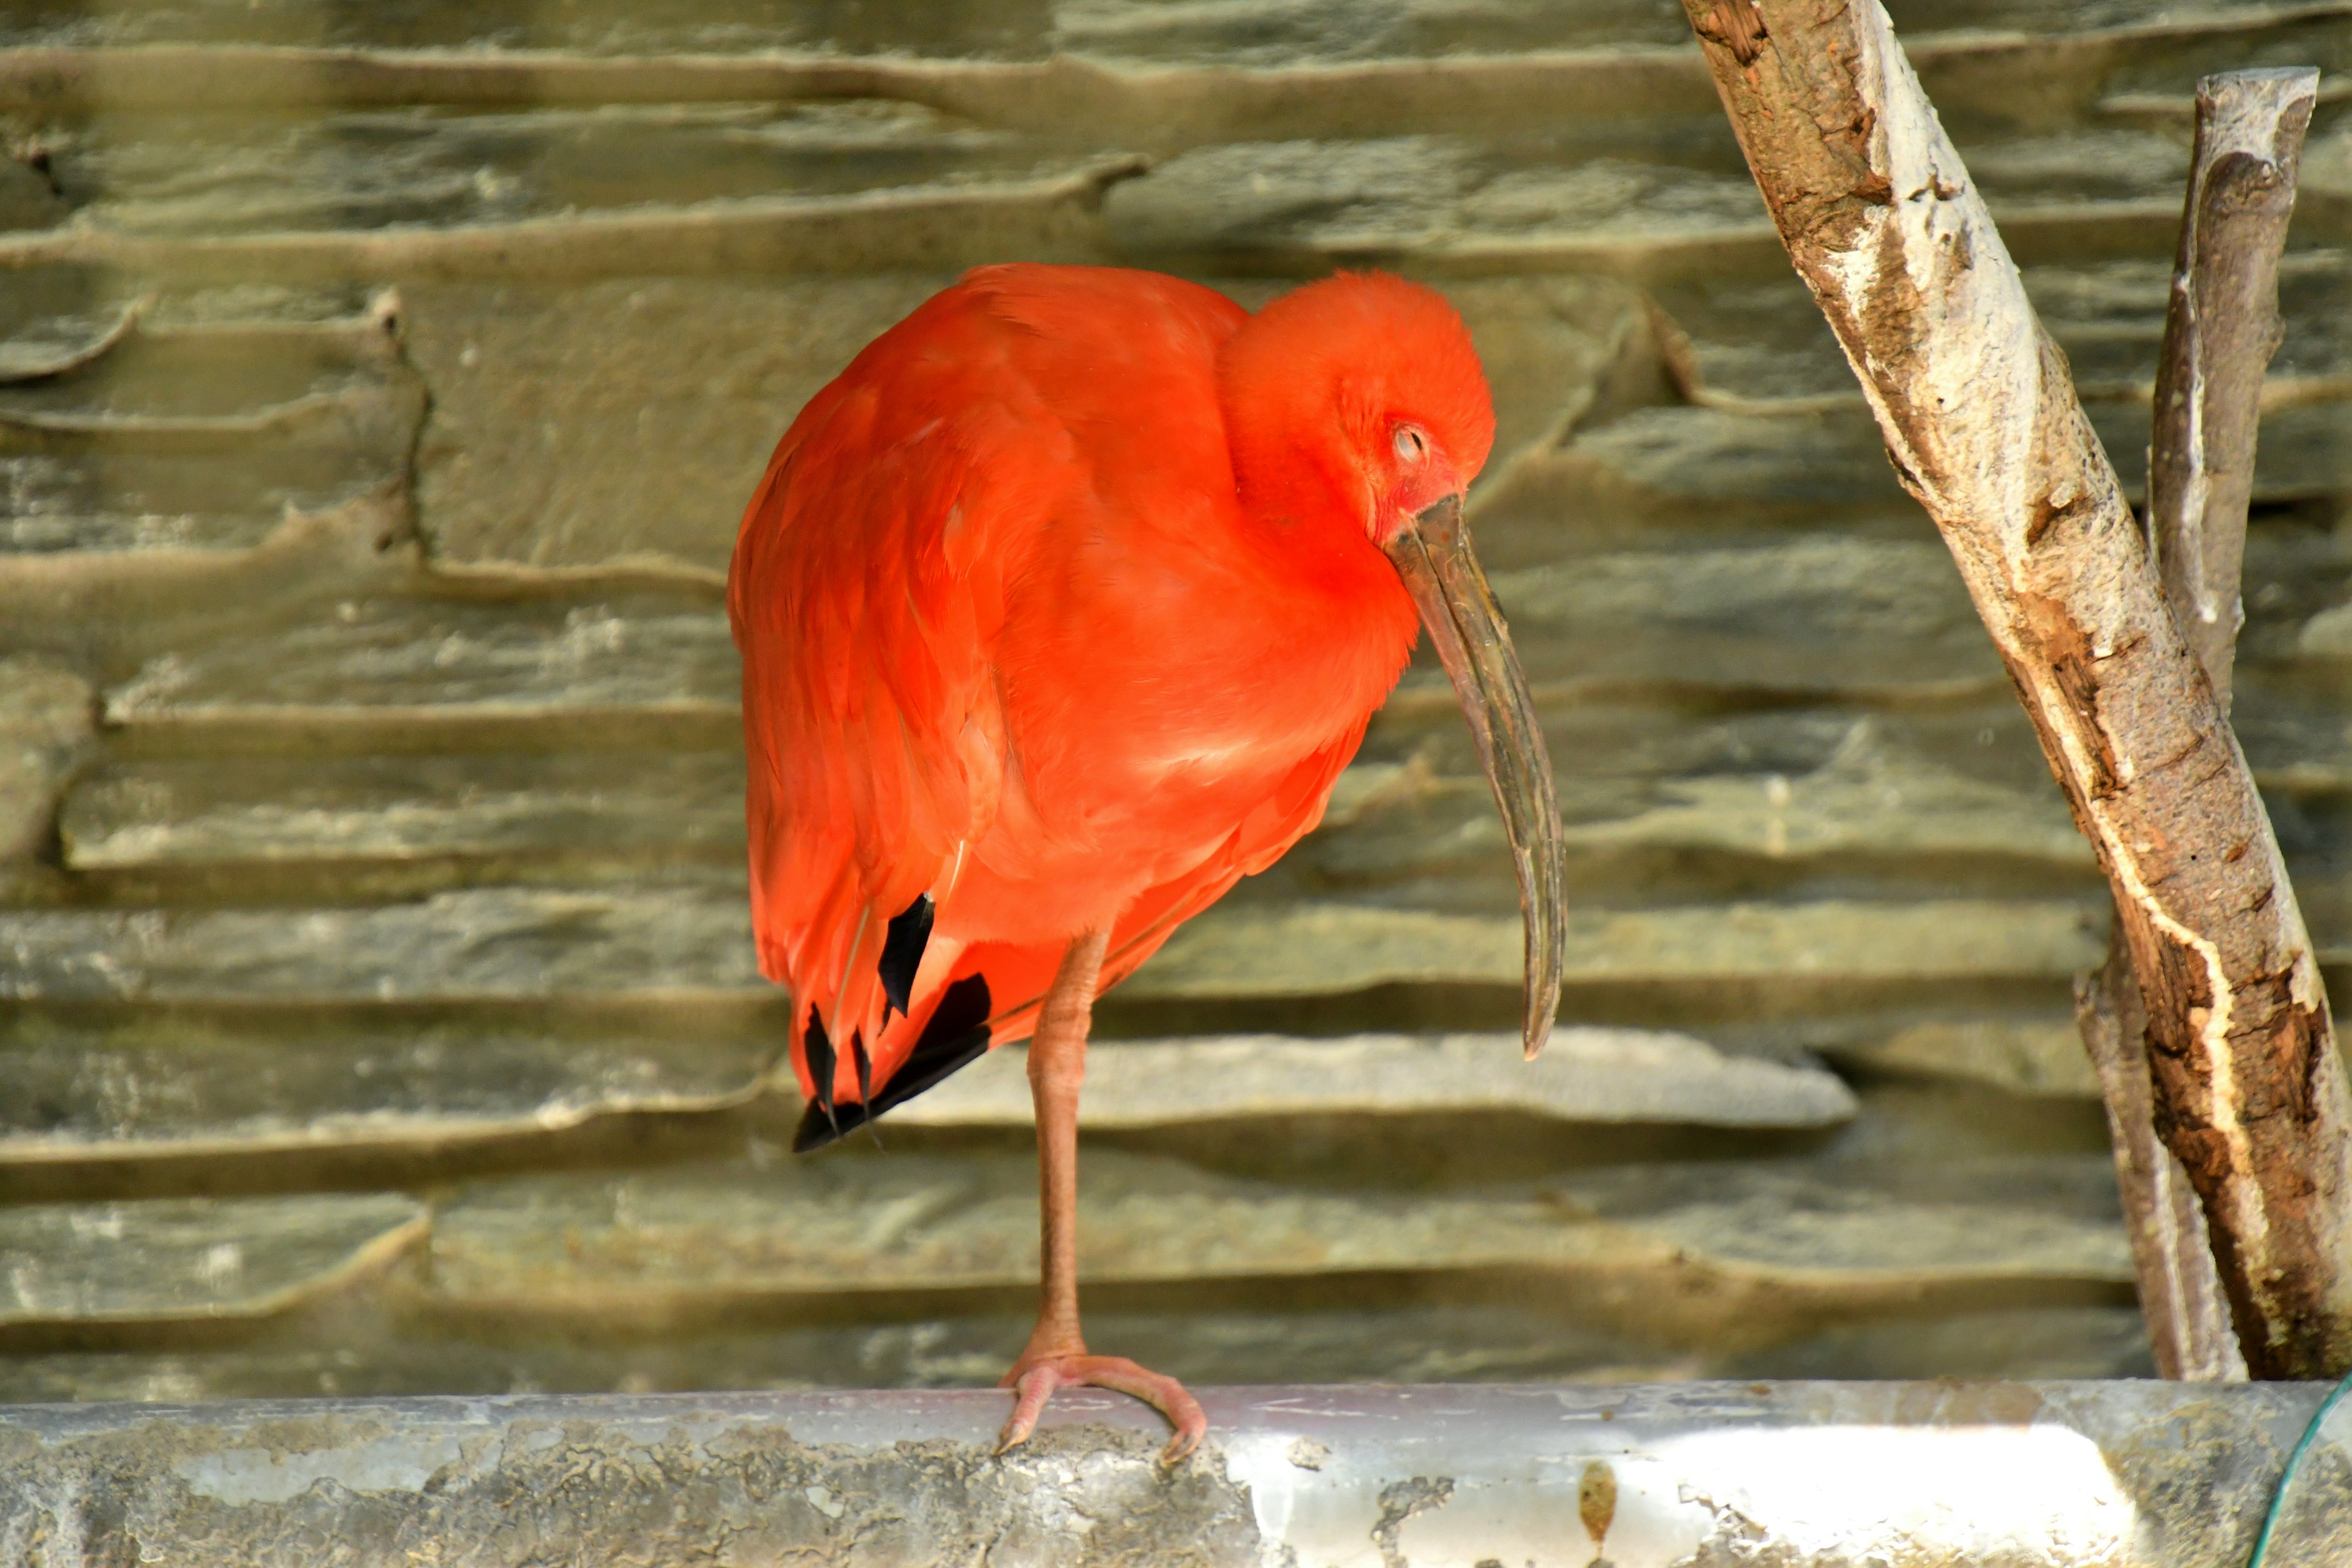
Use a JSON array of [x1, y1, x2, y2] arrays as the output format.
[[3, 1381, 2346, 1565]]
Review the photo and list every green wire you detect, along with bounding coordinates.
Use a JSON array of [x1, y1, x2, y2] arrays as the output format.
[[2246, 1373, 2352, 1567]]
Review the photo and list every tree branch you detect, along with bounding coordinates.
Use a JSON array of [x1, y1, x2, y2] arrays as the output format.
[[2150, 69, 2317, 718], [2079, 943, 2246, 1379], [2078, 67, 2315, 1384], [1679, 0, 2352, 1375]]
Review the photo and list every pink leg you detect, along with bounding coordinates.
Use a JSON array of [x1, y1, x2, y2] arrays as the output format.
[[994, 928, 1206, 1465]]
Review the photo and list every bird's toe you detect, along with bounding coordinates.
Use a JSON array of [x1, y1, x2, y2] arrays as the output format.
[[993, 1352, 1205, 1465]]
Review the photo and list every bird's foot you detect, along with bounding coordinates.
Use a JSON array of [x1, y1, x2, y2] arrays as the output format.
[[995, 1352, 1206, 1464]]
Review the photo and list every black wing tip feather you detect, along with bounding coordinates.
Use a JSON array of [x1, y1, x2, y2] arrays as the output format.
[[801, 1005, 839, 1143], [876, 893, 935, 1019], [793, 974, 992, 1154]]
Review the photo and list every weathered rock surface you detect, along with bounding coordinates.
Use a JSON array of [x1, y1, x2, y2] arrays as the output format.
[[408, 272, 1635, 571], [425, 1148, 2130, 1330], [100, 589, 737, 748], [0, 301, 424, 556], [0, 886, 2106, 1003], [1831, 1020, 2106, 1099], [1130, 896, 2105, 997], [0, 655, 91, 869], [0, 1194, 425, 1328], [0, 886, 763, 1002], [61, 751, 746, 873], [1556, 722, 2090, 869], [0, 1303, 1688, 1402], [0, 1014, 774, 1161], [897, 1028, 1858, 1129], [9, 0, 2352, 1410]]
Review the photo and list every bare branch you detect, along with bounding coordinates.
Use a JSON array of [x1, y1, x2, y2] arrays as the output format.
[[1680, 0, 2352, 1374], [2079, 67, 2315, 1384], [2079, 946, 2247, 1379], [2149, 68, 2318, 718]]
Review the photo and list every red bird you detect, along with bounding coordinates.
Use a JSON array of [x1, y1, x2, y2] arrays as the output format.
[[728, 263, 1564, 1460]]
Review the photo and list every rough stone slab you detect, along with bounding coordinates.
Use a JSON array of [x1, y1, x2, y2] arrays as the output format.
[[1482, 537, 2006, 696], [7, 1380, 2348, 1568], [1561, 718, 2089, 867], [1128, 897, 2106, 998], [0, 494, 422, 679], [425, 1148, 2128, 1317], [0, 451, 403, 556], [0, 302, 422, 554], [1317, 717, 2092, 891], [0, 1303, 1702, 1403], [0, 1304, 2158, 1406], [1, 2, 2341, 96], [0, 160, 1147, 286], [894, 1028, 1858, 1130], [1550, 1157, 2123, 1276], [59, 752, 745, 872], [0, 885, 762, 1003], [0, 1014, 774, 1163], [1104, 134, 1767, 265], [100, 589, 737, 748], [0, 1193, 424, 1328], [0, 312, 407, 421], [0, 886, 2106, 1004], [407, 274, 957, 571], [409, 273, 1631, 571], [1828, 1020, 2106, 1099], [0, 655, 92, 867], [41, 105, 1076, 239], [53, 720, 2080, 898], [1103, 123, 2201, 275]]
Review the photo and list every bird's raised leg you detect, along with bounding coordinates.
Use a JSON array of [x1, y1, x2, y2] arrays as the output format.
[[996, 926, 1206, 1464]]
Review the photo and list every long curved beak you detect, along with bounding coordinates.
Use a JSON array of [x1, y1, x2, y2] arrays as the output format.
[[1383, 494, 1566, 1058]]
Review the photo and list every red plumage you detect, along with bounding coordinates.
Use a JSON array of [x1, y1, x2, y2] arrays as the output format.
[[729, 261, 1529, 1456], [729, 262, 1493, 1118]]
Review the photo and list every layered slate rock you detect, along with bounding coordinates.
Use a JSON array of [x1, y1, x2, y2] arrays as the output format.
[[894, 1028, 1859, 1130], [1127, 897, 2105, 998], [0, 1193, 425, 1328], [407, 273, 1641, 572], [8, 0, 2352, 1404], [424, 1148, 2130, 1344], [0, 886, 2106, 1005], [0, 654, 91, 871], [0, 1013, 775, 1163], [0, 293, 423, 556], [99, 587, 739, 750], [61, 750, 747, 884], [1826, 1020, 2104, 1099], [0, 1303, 1698, 1401], [0, 885, 764, 1003]]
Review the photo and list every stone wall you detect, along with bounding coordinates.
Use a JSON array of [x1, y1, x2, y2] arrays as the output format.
[[4, 0, 2352, 1400]]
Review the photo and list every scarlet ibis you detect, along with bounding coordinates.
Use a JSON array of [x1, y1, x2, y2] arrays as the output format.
[[728, 263, 1565, 1461]]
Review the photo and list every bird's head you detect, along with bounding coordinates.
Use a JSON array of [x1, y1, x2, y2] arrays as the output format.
[[1221, 272, 1562, 1061], [1218, 271, 1496, 545]]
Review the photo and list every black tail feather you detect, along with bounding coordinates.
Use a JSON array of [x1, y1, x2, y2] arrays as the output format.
[[793, 974, 992, 1153], [802, 1005, 840, 1142], [877, 893, 935, 1020]]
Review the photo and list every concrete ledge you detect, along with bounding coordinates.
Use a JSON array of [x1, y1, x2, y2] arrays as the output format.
[[2, 1381, 2348, 1565]]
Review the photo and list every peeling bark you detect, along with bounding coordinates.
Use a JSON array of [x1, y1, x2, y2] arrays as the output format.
[[1682, 0, 2352, 1375]]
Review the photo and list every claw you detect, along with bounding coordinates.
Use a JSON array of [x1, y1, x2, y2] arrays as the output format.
[[993, 1354, 1205, 1466]]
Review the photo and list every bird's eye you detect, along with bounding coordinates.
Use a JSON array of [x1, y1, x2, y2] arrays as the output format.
[[1394, 426, 1427, 463]]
